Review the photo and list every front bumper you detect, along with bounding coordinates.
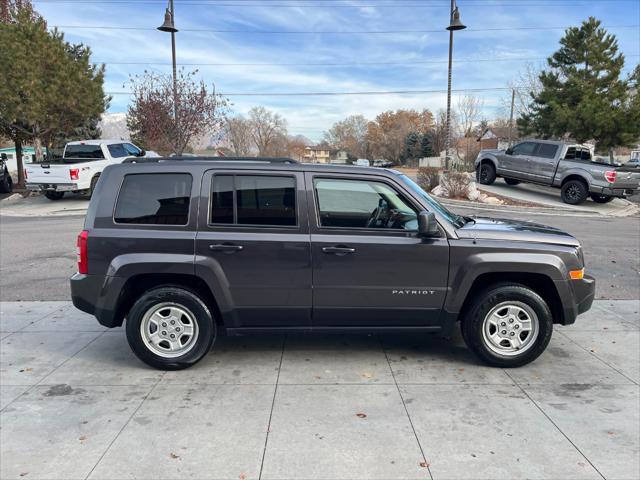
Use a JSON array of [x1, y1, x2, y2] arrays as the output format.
[[27, 182, 79, 192], [556, 274, 596, 325]]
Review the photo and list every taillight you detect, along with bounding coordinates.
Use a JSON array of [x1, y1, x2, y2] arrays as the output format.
[[604, 170, 616, 183], [70, 168, 80, 180], [77, 230, 89, 274]]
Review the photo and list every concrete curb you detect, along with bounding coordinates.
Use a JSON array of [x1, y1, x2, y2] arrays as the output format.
[[437, 195, 640, 218]]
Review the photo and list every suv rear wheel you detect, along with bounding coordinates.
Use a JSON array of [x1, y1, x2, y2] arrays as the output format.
[[590, 193, 614, 204], [461, 283, 553, 367], [504, 178, 520, 186], [45, 191, 64, 201], [126, 286, 216, 370]]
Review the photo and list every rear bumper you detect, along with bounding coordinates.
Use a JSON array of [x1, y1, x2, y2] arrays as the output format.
[[556, 274, 596, 325], [70, 273, 126, 328], [27, 182, 79, 192], [590, 185, 637, 197]]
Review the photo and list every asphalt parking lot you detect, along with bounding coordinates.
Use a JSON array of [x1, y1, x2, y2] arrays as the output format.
[[1, 299, 638, 480]]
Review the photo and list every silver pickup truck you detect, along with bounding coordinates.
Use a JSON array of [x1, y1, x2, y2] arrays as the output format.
[[475, 140, 640, 204]]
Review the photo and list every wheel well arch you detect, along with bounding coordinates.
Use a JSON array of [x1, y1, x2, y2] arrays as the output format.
[[458, 272, 564, 324], [479, 158, 497, 168], [114, 273, 223, 328], [561, 174, 588, 187]]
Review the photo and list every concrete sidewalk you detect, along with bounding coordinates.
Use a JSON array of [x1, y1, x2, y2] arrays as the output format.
[[1, 300, 638, 480]]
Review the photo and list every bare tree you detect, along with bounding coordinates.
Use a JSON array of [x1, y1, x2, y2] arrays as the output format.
[[456, 94, 484, 137], [504, 62, 543, 118], [127, 69, 228, 155], [323, 114, 369, 158], [224, 116, 253, 156], [248, 106, 287, 156]]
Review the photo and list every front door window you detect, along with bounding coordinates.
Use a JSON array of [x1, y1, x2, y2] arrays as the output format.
[[314, 178, 418, 230]]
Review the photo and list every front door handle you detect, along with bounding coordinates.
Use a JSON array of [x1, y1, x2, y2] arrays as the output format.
[[209, 243, 244, 253], [322, 246, 356, 255]]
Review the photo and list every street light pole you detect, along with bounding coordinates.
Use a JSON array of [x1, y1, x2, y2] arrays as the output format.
[[444, 0, 466, 172], [158, 0, 180, 153]]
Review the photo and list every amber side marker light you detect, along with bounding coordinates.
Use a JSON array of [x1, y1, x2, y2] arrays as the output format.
[[569, 268, 585, 280]]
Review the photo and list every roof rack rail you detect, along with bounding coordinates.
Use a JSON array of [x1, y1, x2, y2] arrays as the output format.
[[122, 156, 298, 164]]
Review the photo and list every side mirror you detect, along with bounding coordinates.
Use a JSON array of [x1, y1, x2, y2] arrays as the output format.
[[417, 211, 440, 237], [505, 148, 513, 155], [137, 149, 146, 157]]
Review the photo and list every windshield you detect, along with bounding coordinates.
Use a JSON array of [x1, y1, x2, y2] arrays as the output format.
[[397, 174, 465, 228]]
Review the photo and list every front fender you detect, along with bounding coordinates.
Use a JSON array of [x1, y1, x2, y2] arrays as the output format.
[[445, 252, 568, 313], [475, 153, 499, 170]]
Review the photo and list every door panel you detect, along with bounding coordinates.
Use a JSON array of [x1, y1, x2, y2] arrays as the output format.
[[307, 173, 449, 327], [195, 170, 311, 328], [528, 143, 559, 183], [501, 142, 537, 180]]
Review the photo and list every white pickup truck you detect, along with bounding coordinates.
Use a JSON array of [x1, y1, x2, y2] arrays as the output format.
[[25, 140, 150, 200]]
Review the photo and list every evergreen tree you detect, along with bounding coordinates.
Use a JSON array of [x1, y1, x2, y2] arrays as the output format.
[[0, 0, 106, 177], [518, 17, 639, 156], [404, 131, 420, 161], [420, 133, 435, 157]]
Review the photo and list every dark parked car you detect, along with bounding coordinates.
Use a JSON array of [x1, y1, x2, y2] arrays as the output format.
[[0, 153, 13, 193], [475, 140, 640, 204], [71, 157, 595, 370]]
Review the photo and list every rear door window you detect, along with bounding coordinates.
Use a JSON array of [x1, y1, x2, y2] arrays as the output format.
[[114, 173, 192, 225], [64, 144, 104, 159], [210, 175, 296, 227], [535, 143, 559, 159]]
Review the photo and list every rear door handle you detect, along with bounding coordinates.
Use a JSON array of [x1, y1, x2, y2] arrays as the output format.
[[322, 246, 356, 255], [209, 243, 243, 253]]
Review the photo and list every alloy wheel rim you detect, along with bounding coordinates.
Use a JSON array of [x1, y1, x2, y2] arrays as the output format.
[[482, 301, 539, 356], [567, 185, 580, 201], [140, 302, 199, 358]]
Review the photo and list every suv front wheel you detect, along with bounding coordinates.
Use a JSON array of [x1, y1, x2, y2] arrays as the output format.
[[126, 286, 216, 370], [461, 283, 553, 367]]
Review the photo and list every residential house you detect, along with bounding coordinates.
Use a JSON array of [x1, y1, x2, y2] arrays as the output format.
[[303, 146, 331, 163], [330, 150, 349, 164], [477, 126, 515, 150]]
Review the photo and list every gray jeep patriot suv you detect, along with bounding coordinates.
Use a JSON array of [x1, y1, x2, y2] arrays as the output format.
[[70, 157, 595, 370]]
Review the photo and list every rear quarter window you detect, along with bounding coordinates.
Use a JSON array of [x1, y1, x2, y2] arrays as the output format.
[[114, 173, 192, 225]]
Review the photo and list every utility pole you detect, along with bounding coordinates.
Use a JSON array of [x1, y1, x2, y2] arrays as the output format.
[[508, 88, 515, 147], [158, 0, 180, 154], [444, 0, 466, 172]]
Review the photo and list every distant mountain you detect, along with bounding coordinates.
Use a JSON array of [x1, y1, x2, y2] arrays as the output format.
[[99, 112, 129, 140]]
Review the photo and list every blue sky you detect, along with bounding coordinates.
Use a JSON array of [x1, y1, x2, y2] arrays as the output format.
[[34, 0, 640, 141]]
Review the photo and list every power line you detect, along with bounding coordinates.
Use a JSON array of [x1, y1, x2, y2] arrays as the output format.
[[51, 24, 639, 34], [94, 53, 639, 67], [34, 0, 640, 7], [106, 86, 519, 97]]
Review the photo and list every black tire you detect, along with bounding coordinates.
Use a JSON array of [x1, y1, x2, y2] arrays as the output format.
[[561, 180, 588, 205], [477, 162, 496, 185], [126, 286, 216, 370], [590, 193, 614, 204], [89, 174, 100, 198], [44, 191, 64, 201], [504, 178, 520, 186], [461, 283, 553, 368]]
